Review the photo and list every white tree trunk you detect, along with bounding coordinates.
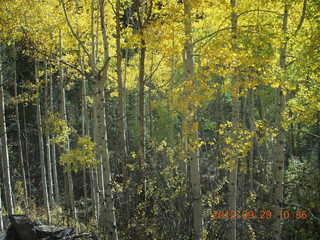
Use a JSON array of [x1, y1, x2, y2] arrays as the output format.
[[183, 1, 202, 239], [272, 4, 288, 240], [35, 60, 51, 224], [13, 45, 29, 210], [44, 61, 54, 207], [96, 1, 119, 239], [49, 69, 59, 204], [0, 185, 3, 231], [0, 48, 14, 215], [59, 30, 75, 219], [115, 0, 129, 221], [227, 1, 239, 239]]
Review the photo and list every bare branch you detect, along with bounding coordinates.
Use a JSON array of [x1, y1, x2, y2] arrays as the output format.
[[144, 55, 164, 83], [194, 25, 255, 45], [59, 0, 91, 59], [194, 27, 233, 45], [299, 129, 320, 138], [237, 9, 282, 18], [294, 0, 308, 36], [106, 0, 116, 15], [28, 44, 91, 80]]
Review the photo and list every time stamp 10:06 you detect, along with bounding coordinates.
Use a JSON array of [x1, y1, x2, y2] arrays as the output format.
[[211, 210, 309, 220]]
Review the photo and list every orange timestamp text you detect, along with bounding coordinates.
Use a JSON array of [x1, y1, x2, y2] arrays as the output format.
[[211, 209, 308, 220]]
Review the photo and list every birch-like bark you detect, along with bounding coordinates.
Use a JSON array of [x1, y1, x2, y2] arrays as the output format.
[[183, 1, 202, 239], [227, 0, 239, 239], [115, 0, 129, 221], [89, 0, 105, 222], [168, 26, 176, 145], [90, 168, 98, 221], [44, 61, 54, 206], [0, 141, 4, 231], [247, 90, 256, 192], [36, 61, 51, 224], [0, 185, 3, 231], [50, 67, 59, 204], [80, 59, 89, 221], [23, 105, 32, 198], [75, 0, 89, 221], [92, 93, 102, 221], [0, 48, 14, 215], [272, 4, 288, 240], [133, 0, 148, 205], [59, 30, 75, 219], [12, 45, 29, 209], [97, 1, 119, 239]]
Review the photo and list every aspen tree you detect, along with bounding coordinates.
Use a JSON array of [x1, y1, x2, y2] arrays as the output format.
[[272, 3, 289, 239], [90, 0, 100, 221], [36, 60, 51, 224], [0, 46, 14, 215], [58, 30, 75, 219], [227, 0, 239, 239], [12, 44, 29, 209], [96, 1, 119, 238], [134, 0, 148, 201], [44, 61, 54, 207], [80, 43, 89, 221], [0, 186, 3, 231], [183, 1, 202, 239], [49, 67, 59, 204], [115, 0, 129, 222], [22, 104, 32, 200]]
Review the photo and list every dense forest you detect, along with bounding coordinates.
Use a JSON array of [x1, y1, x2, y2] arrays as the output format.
[[0, 0, 319, 239]]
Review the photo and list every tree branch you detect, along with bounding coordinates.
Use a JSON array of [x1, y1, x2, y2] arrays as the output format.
[[237, 9, 282, 18], [194, 25, 255, 46], [105, 0, 116, 15], [299, 129, 320, 138], [294, 0, 308, 36], [144, 55, 164, 83], [27, 43, 90, 79], [59, 0, 91, 59]]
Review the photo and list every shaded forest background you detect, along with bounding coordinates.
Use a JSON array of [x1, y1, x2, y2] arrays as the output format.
[[0, 0, 320, 239]]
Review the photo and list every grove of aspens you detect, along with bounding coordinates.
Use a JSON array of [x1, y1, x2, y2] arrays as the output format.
[[0, 0, 319, 239]]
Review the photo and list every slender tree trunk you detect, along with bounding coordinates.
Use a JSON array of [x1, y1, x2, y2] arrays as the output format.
[[138, 40, 146, 198], [97, 1, 119, 239], [0, 141, 4, 231], [12, 45, 29, 210], [168, 26, 176, 145], [227, 0, 239, 239], [44, 61, 55, 207], [75, 0, 89, 220], [138, 40, 146, 169], [272, 4, 288, 240], [92, 95, 102, 221], [35, 61, 51, 224], [247, 90, 256, 192], [59, 30, 75, 219], [183, 1, 202, 239], [0, 185, 3, 231], [22, 105, 32, 199], [115, 0, 129, 222], [89, 0, 100, 222], [90, 168, 98, 221], [50, 67, 59, 204], [0, 48, 14, 215], [81, 63, 89, 221]]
